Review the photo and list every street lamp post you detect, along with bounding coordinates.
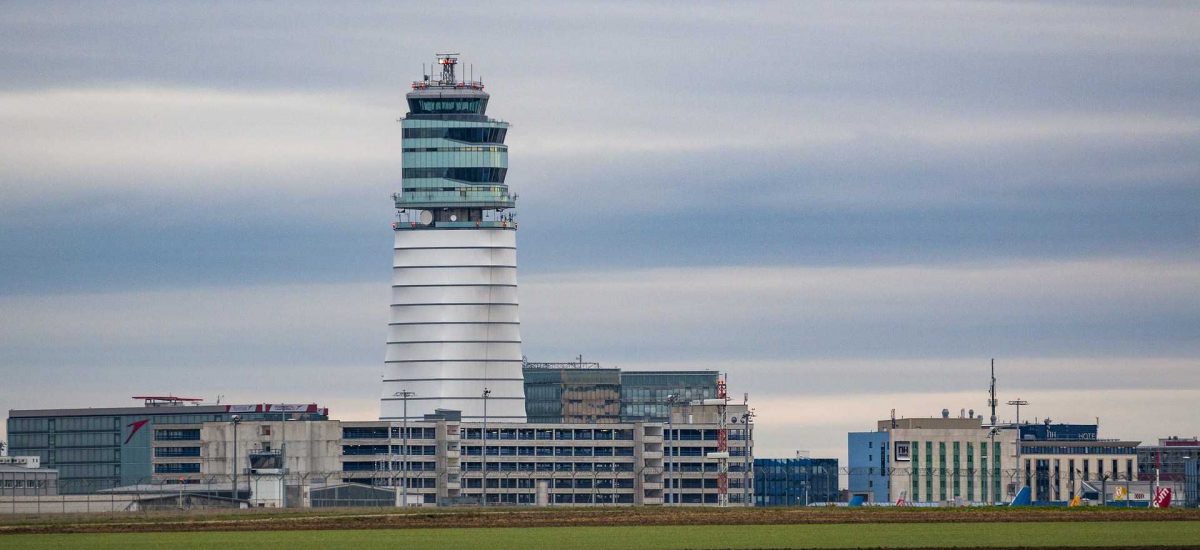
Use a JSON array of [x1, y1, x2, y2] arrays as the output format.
[[394, 390, 416, 507], [482, 387, 491, 507], [665, 394, 676, 505], [231, 415, 242, 501], [274, 407, 289, 508], [1007, 399, 1029, 498]]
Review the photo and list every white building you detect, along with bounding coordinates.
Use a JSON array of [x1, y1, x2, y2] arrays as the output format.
[[381, 53, 525, 422], [150, 404, 754, 507]]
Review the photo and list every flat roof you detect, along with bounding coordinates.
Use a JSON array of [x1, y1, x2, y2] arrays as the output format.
[[8, 405, 229, 418], [879, 417, 985, 430]]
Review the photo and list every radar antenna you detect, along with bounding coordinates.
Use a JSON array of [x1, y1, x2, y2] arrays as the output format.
[[435, 53, 459, 84]]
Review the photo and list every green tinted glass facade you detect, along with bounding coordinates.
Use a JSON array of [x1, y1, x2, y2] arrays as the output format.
[[938, 442, 947, 500]]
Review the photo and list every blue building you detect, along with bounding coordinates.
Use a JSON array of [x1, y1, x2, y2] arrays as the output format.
[[847, 431, 889, 503], [1185, 458, 1199, 508], [754, 458, 839, 506]]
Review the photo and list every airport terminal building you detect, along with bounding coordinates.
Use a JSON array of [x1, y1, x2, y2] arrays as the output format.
[[148, 402, 753, 507]]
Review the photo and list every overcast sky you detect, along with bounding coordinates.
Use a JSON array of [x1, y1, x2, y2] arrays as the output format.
[[1, 1, 1197, 465]]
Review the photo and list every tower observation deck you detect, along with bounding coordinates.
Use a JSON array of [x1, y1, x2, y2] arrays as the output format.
[[382, 54, 526, 422]]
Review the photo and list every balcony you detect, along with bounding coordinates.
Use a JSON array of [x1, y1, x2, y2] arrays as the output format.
[[393, 220, 517, 231]]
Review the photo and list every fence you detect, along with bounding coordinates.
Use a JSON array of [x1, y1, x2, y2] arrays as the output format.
[[837, 467, 1199, 507], [2, 469, 1195, 514]]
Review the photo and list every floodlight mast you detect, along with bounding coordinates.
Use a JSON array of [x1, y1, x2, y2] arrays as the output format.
[[1007, 398, 1030, 497]]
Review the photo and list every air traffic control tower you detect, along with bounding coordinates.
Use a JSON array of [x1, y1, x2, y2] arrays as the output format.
[[381, 54, 526, 422]]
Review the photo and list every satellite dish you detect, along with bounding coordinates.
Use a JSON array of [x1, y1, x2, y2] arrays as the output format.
[[449, 214, 458, 222], [419, 210, 434, 225]]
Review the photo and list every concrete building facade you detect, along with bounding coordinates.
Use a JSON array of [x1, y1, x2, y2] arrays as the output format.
[[6, 398, 327, 494], [149, 404, 752, 507], [0, 457, 58, 497]]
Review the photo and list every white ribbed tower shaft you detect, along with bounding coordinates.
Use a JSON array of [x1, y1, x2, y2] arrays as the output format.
[[382, 229, 526, 421]]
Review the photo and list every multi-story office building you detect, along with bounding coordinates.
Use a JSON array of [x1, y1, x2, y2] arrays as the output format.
[[523, 366, 622, 423], [1016, 423, 1139, 503], [6, 397, 327, 493], [150, 404, 753, 507], [849, 414, 1019, 505], [382, 54, 525, 422], [1136, 436, 1199, 482], [522, 364, 719, 424], [850, 414, 1146, 505], [753, 457, 839, 506], [621, 371, 719, 422]]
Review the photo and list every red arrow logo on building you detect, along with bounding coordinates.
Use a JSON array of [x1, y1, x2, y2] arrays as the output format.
[[124, 419, 149, 444]]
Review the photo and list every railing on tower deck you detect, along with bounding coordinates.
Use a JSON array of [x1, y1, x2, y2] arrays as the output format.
[[412, 80, 485, 91], [392, 220, 517, 231]]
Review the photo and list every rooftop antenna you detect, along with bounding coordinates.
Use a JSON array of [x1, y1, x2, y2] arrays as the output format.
[[890, 408, 897, 429], [435, 52, 459, 84], [1007, 398, 1029, 425], [988, 359, 998, 427]]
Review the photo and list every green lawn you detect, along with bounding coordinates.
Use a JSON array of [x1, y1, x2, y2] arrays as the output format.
[[4, 521, 1200, 550]]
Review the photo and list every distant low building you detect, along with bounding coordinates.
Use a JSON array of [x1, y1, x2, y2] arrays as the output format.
[[850, 413, 1020, 505], [849, 412, 1147, 506], [6, 396, 329, 493], [0, 456, 58, 497], [1136, 436, 1200, 483], [754, 457, 838, 506]]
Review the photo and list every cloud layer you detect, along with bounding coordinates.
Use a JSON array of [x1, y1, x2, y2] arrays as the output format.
[[1, 2, 1197, 466]]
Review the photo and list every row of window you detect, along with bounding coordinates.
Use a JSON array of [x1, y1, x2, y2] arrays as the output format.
[[407, 98, 486, 115], [552, 493, 636, 504], [403, 146, 505, 153], [461, 446, 636, 457], [154, 446, 201, 457], [55, 462, 120, 478], [463, 428, 636, 441], [463, 462, 636, 473], [342, 427, 439, 440], [399, 185, 507, 192], [154, 463, 200, 474], [1, 479, 50, 489], [342, 445, 438, 456], [403, 167, 507, 183], [401, 150, 505, 169], [402, 127, 507, 143], [669, 463, 749, 473], [668, 447, 749, 457], [1021, 445, 1138, 455], [665, 429, 751, 441], [341, 427, 637, 441], [154, 429, 200, 441], [54, 448, 121, 463], [343, 461, 437, 472]]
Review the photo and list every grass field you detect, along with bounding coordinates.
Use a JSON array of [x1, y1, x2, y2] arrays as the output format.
[[4, 521, 1200, 550]]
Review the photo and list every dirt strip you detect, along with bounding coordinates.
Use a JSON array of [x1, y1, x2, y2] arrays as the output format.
[[2, 506, 1199, 535]]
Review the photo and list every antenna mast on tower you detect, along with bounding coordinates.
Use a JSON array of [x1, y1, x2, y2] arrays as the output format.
[[435, 52, 459, 84], [988, 358, 998, 427]]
